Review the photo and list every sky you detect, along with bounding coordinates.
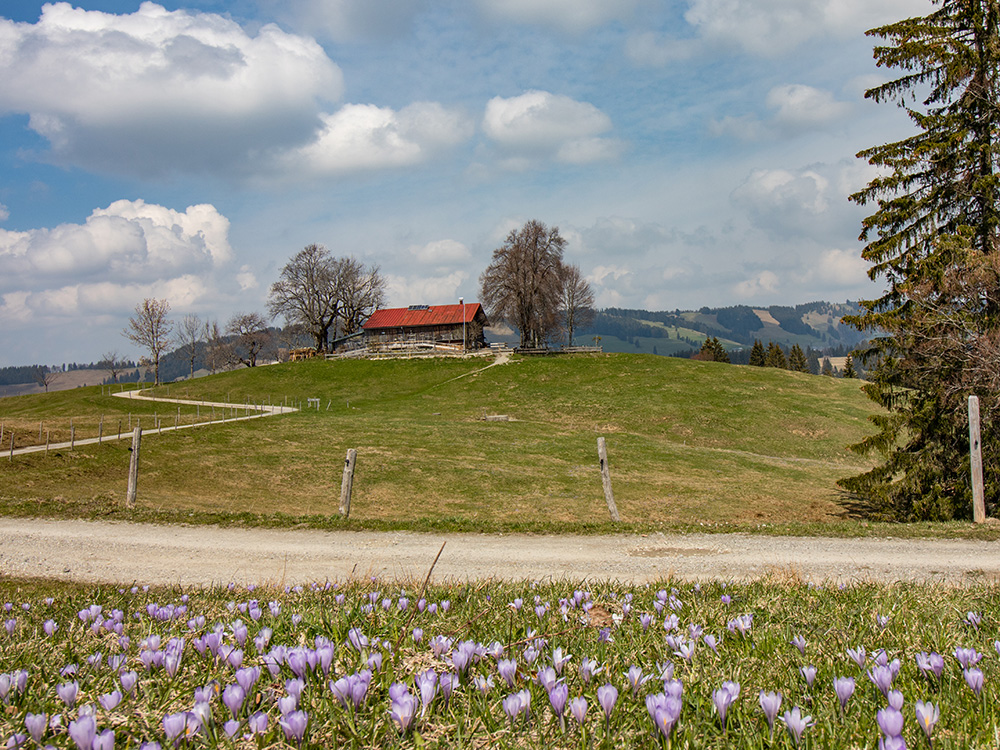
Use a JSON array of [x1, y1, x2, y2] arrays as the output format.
[[0, 0, 932, 367]]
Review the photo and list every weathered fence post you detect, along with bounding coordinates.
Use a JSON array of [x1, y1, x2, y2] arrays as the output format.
[[970, 395, 986, 523], [597, 437, 620, 522], [98, 416, 103, 444], [126, 426, 142, 509], [45, 431, 50, 456], [8, 432, 13, 462], [340, 449, 358, 517], [70, 422, 75, 450]]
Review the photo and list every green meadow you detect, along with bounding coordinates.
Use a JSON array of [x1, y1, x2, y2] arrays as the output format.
[[0, 352, 989, 537]]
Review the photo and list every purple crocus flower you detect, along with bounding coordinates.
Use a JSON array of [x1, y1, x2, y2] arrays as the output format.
[[162, 713, 186, 742], [347, 628, 368, 653], [759, 690, 782, 740], [415, 669, 438, 714], [955, 647, 983, 669], [846, 646, 866, 669], [548, 682, 569, 717], [497, 659, 517, 687], [92, 730, 115, 750], [247, 712, 268, 735], [703, 634, 720, 655], [99, 690, 123, 711], [646, 692, 683, 739], [439, 672, 459, 705], [964, 667, 984, 696], [390, 693, 419, 733], [915, 700, 939, 743], [502, 694, 522, 725], [597, 684, 618, 722], [579, 657, 601, 683], [536, 666, 557, 693], [222, 720, 240, 738], [222, 684, 245, 718], [791, 634, 807, 655], [569, 697, 587, 725], [780, 706, 812, 747], [888, 690, 904, 711], [800, 665, 817, 688], [877, 707, 904, 740], [68, 716, 96, 750], [712, 687, 734, 729], [869, 665, 894, 697], [43, 620, 58, 636], [278, 710, 308, 745], [833, 676, 854, 712], [24, 713, 47, 744], [56, 681, 79, 708]]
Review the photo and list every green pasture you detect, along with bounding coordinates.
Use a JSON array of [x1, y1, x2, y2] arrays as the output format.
[[0, 352, 988, 536]]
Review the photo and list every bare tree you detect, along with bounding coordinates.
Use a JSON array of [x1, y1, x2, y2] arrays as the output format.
[[267, 245, 343, 353], [559, 263, 595, 346], [338, 258, 386, 338], [479, 220, 566, 348], [174, 314, 203, 381], [99, 350, 125, 383], [123, 298, 173, 386], [33, 366, 58, 393], [202, 320, 227, 375], [226, 312, 271, 367]]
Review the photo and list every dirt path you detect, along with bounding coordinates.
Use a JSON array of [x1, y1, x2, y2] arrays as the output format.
[[1, 518, 997, 587]]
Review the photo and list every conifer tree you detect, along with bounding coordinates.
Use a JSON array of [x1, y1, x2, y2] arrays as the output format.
[[842, 355, 858, 379], [821, 358, 834, 377], [842, 0, 1000, 520], [788, 344, 810, 373], [764, 342, 787, 369], [748, 339, 766, 367]]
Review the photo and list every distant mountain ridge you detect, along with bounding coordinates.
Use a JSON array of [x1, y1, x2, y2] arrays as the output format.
[[576, 301, 866, 357]]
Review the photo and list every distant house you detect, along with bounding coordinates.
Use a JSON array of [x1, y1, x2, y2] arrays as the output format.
[[362, 303, 489, 350]]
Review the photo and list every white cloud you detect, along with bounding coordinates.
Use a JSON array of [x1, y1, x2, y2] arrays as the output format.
[[805, 247, 870, 287], [731, 167, 836, 240], [477, 0, 639, 33], [386, 271, 468, 306], [412, 239, 471, 265], [766, 84, 852, 129], [482, 90, 618, 165], [734, 270, 780, 298], [0, 199, 232, 295], [0, 2, 343, 177], [682, 0, 932, 57], [288, 102, 473, 175], [0, 203, 8, 222]]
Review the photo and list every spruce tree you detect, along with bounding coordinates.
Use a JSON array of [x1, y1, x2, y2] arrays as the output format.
[[842, 355, 858, 379], [764, 342, 787, 369], [821, 358, 834, 377], [788, 344, 810, 373], [748, 339, 766, 367], [842, 0, 1000, 520]]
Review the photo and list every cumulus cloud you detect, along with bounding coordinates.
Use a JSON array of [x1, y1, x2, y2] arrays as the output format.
[[766, 84, 851, 129], [0, 2, 342, 177], [385, 270, 467, 306], [803, 247, 870, 288], [482, 90, 619, 166], [412, 239, 471, 266], [734, 270, 780, 298], [288, 102, 473, 175], [682, 0, 931, 57], [477, 0, 639, 33], [0, 199, 232, 294], [731, 167, 836, 239]]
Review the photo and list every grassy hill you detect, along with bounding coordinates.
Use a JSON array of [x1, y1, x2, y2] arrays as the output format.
[[0, 353, 890, 532]]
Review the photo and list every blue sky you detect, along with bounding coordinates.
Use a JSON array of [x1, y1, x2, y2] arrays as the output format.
[[0, 0, 929, 366]]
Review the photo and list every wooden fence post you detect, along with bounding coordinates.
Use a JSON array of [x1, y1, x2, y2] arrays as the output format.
[[126, 426, 142, 509], [8, 432, 13, 462], [70, 422, 75, 450], [98, 417, 103, 445], [597, 437, 621, 522], [340, 449, 358, 517], [970, 395, 986, 523]]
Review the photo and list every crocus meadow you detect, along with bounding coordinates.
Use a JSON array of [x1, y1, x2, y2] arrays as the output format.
[[1, 577, 998, 748]]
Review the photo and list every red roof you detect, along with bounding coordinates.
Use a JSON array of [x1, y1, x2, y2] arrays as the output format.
[[363, 303, 485, 330]]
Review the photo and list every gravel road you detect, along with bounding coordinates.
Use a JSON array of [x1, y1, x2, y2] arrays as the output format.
[[1, 518, 997, 587]]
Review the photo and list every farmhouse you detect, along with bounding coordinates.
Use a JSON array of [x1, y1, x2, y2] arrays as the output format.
[[362, 303, 489, 351]]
